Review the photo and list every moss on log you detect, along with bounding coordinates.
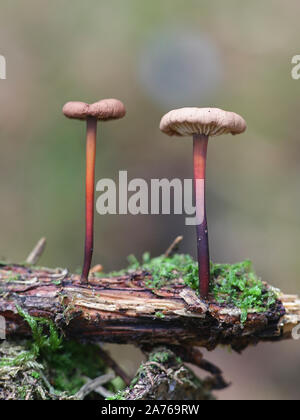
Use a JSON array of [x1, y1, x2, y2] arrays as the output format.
[[0, 263, 299, 352]]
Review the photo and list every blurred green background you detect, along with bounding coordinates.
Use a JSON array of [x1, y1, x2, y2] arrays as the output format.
[[1, 0, 300, 400]]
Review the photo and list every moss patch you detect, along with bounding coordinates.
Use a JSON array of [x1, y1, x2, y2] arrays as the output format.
[[45, 340, 107, 395], [211, 261, 277, 323], [149, 350, 171, 364], [13, 307, 114, 397], [106, 390, 127, 401], [155, 311, 165, 319], [103, 254, 278, 324]]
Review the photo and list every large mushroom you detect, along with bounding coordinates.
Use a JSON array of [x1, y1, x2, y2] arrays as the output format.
[[63, 99, 126, 284], [160, 108, 247, 298]]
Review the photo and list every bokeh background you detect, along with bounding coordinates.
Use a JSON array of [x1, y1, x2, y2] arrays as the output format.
[[1, 0, 300, 400]]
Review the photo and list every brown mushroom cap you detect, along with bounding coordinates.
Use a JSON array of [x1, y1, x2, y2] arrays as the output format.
[[62, 99, 126, 121], [160, 108, 246, 137]]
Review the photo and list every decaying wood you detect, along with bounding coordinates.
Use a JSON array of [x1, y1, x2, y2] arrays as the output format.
[[0, 340, 219, 400], [0, 341, 61, 400], [120, 347, 218, 401], [0, 263, 299, 352]]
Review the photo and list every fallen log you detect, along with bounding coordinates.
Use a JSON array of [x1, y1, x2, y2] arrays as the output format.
[[0, 263, 299, 352]]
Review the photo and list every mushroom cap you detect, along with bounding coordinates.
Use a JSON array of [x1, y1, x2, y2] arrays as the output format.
[[160, 108, 247, 137], [62, 99, 126, 121]]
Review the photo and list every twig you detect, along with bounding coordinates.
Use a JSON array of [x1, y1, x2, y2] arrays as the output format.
[[194, 358, 229, 390], [98, 347, 131, 386], [74, 373, 115, 400], [94, 385, 114, 399], [144, 361, 169, 374], [164, 236, 184, 258], [26, 238, 47, 265], [172, 346, 229, 391], [37, 369, 58, 397]]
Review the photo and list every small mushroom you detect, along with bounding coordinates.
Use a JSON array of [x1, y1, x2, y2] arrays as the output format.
[[160, 108, 246, 298], [63, 99, 126, 284]]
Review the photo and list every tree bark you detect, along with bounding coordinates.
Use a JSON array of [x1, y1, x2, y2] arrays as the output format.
[[0, 263, 299, 352]]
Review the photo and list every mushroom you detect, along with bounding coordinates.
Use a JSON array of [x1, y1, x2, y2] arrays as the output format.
[[160, 108, 247, 298], [63, 99, 126, 284]]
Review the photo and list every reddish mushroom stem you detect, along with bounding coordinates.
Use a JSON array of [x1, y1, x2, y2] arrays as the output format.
[[81, 117, 98, 284], [193, 134, 210, 298]]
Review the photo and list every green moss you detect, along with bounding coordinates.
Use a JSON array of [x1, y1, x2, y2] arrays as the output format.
[[15, 307, 111, 396], [17, 386, 28, 400], [16, 305, 62, 358], [211, 261, 278, 323], [30, 371, 41, 380], [46, 340, 108, 395], [109, 254, 278, 324], [0, 340, 57, 400], [1, 307, 62, 369], [52, 279, 62, 286], [149, 350, 171, 364], [155, 311, 165, 319], [106, 390, 127, 400]]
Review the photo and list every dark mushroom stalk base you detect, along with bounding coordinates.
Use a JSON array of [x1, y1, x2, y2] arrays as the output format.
[[193, 134, 210, 298], [81, 117, 98, 284]]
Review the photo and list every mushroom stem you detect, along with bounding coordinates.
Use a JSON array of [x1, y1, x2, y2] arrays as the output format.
[[81, 117, 98, 284], [193, 134, 210, 298]]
